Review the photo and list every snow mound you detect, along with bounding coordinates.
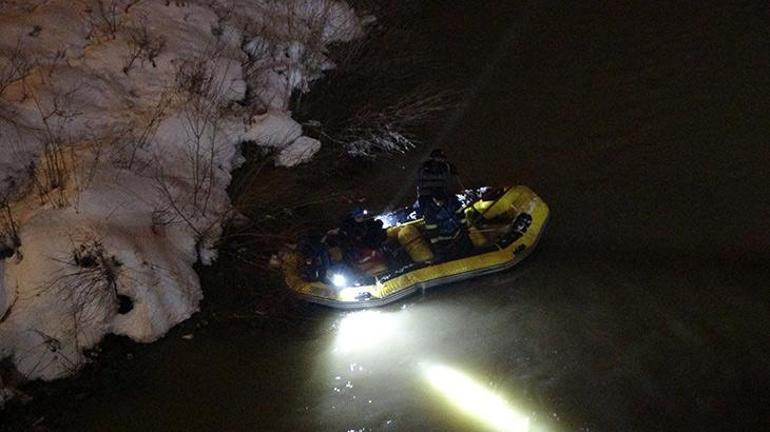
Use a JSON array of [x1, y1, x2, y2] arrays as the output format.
[[276, 136, 322, 167], [0, 0, 363, 381]]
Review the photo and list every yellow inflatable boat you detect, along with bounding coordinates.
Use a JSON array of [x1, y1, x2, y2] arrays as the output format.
[[281, 185, 549, 309]]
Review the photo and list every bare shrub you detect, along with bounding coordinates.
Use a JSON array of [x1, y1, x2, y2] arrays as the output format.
[[240, 0, 357, 112], [80, 0, 144, 41], [0, 39, 33, 99], [33, 240, 122, 367], [323, 87, 455, 156], [151, 49, 237, 260], [65, 124, 133, 209], [71, 241, 122, 300], [109, 93, 172, 172], [0, 197, 21, 259], [122, 20, 166, 74], [0, 38, 35, 130], [174, 56, 215, 100], [26, 82, 83, 207], [173, 52, 234, 215], [289, 1, 459, 157], [20, 329, 79, 378], [80, 127, 122, 183]]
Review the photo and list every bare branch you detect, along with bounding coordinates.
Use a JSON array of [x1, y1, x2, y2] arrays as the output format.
[[122, 20, 166, 74], [0, 38, 33, 99], [0, 197, 20, 259], [80, 0, 143, 41], [327, 88, 457, 156], [25, 80, 84, 207]]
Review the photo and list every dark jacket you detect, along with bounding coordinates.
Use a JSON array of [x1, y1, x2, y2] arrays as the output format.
[[416, 157, 459, 199], [340, 217, 386, 250]]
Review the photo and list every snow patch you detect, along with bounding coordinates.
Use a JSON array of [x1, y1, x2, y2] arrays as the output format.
[[0, 0, 364, 382], [243, 111, 303, 148], [277, 136, 322, 167]]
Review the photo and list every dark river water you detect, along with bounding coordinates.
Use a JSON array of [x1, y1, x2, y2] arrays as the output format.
[[5, 1, 770, 431]]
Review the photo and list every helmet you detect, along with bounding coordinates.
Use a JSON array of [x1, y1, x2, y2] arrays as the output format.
[[429, 148, 446, 159]]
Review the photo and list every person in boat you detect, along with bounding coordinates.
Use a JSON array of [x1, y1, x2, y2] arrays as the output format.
[[298, 234, 332, 281], [416, 149, 468, 257], [338, 206, 388, 272]]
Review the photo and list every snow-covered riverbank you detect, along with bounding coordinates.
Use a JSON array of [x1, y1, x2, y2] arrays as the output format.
[[0, 0, 364, 393]]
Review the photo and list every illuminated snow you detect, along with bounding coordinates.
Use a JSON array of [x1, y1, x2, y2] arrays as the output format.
[[0, 0, 364, 381]]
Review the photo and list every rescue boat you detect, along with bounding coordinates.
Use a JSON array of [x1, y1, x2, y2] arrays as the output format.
[[281, 185, 549, 309]]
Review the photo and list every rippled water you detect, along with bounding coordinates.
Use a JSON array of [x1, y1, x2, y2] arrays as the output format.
[[8, 1, 770, 431]]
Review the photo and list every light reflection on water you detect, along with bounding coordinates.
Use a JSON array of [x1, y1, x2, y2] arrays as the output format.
[[332, 310, 404, 355], [326, 307, 547, 431], [424, 363, 530, 432]]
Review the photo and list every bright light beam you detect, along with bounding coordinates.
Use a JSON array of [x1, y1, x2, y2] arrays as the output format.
[[333, 310, 401, 355], [424, 363, 530, 432]]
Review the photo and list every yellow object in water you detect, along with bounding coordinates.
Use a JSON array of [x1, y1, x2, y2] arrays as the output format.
[[281, 185, 549, 309]]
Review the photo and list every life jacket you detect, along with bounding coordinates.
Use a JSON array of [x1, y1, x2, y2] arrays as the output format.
[[417, 158, 453, 198]]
